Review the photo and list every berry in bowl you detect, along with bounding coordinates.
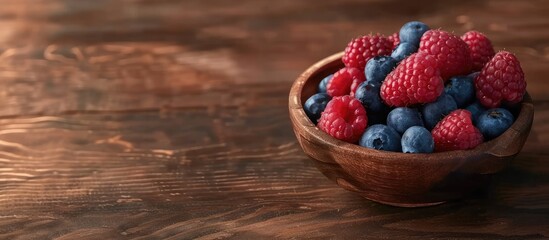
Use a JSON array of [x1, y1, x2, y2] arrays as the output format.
[[288, 21, 534, 207]]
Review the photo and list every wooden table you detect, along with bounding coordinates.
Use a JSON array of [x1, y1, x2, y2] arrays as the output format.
[[0, 0, 548, 239]]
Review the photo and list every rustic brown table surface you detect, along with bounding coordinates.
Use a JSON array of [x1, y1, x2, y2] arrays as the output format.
[[0, 0, 548, 239]]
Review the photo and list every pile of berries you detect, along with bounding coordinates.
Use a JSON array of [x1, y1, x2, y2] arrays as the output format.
[[303, 21, 526, 153]]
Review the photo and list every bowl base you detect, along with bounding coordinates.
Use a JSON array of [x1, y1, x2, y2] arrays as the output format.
[[363, 196, 446, 208], [335, 177, 448, 208]]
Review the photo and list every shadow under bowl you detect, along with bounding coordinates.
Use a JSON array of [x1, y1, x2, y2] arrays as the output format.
[[288, 52, 534, 207]]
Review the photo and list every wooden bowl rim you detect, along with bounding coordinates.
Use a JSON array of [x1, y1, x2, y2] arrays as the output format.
[[289, 52, 534, 160]]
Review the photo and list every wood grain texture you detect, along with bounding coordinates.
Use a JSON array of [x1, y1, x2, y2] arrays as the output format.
[[0, 0, 547, 239]]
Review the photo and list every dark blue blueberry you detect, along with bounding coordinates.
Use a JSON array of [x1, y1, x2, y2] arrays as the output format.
[[465, 101, 486, 125], [477, 108, 514, 140], [421, 93, 458, 130], [386, 107, 423, 134], [318, 74, 333, 93], [390, 42, 418, 62], [444, 75, 475, 108], [399, 21, 430, 47], [359, 124, 401, 152], [304, 93, 331, 124], [354, 82, 388, 113], [401, 126, 434, 153], [365, 56, 398, 85]]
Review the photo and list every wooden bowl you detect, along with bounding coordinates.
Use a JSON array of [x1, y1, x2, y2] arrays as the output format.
[[289, 52, 534, 207]]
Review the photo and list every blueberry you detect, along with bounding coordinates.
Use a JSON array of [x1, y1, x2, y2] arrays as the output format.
[[359, 124, 401, 152], [354, 82, 388, 112], [477, 108, 514, 140], [444, 75, 475, 108], [465, 101, 486, 125], [401, 126, 434, 153], [365, 56, 397, 85], [399, 21, 430, 47], [421, 93, 458, 130], [387, 107, 423, 134], [318, 74, 333, 93], [390, 42, 418, 62], [304, 93, 331, 124]]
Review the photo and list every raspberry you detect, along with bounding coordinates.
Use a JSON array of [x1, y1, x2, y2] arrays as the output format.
[[431, 109, 483, 152], [380, 52, 444, 107], [318, 95, 368, 143], [462, 31, 495, 71], [342, 34, 393, 70], [327, 67, 365, 97], [350, 75, 365, 97], [419, 30, 472, 80], [474, 51, 526, 108], [388, 32, 400, 49]]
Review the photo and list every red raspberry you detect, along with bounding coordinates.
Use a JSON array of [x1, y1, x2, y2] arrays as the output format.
[[388, 32, 400, 49], [380, 52, 444, 107], [419, 30, 472, 80], [318, 95, 368, 143], [462, 31, 495, 71], [350, 76, 365, 97], [342, 34, 393, 70], [327, 67, 365, 97], [475, 51, 526, 108], [432, 109, 484, 152]]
